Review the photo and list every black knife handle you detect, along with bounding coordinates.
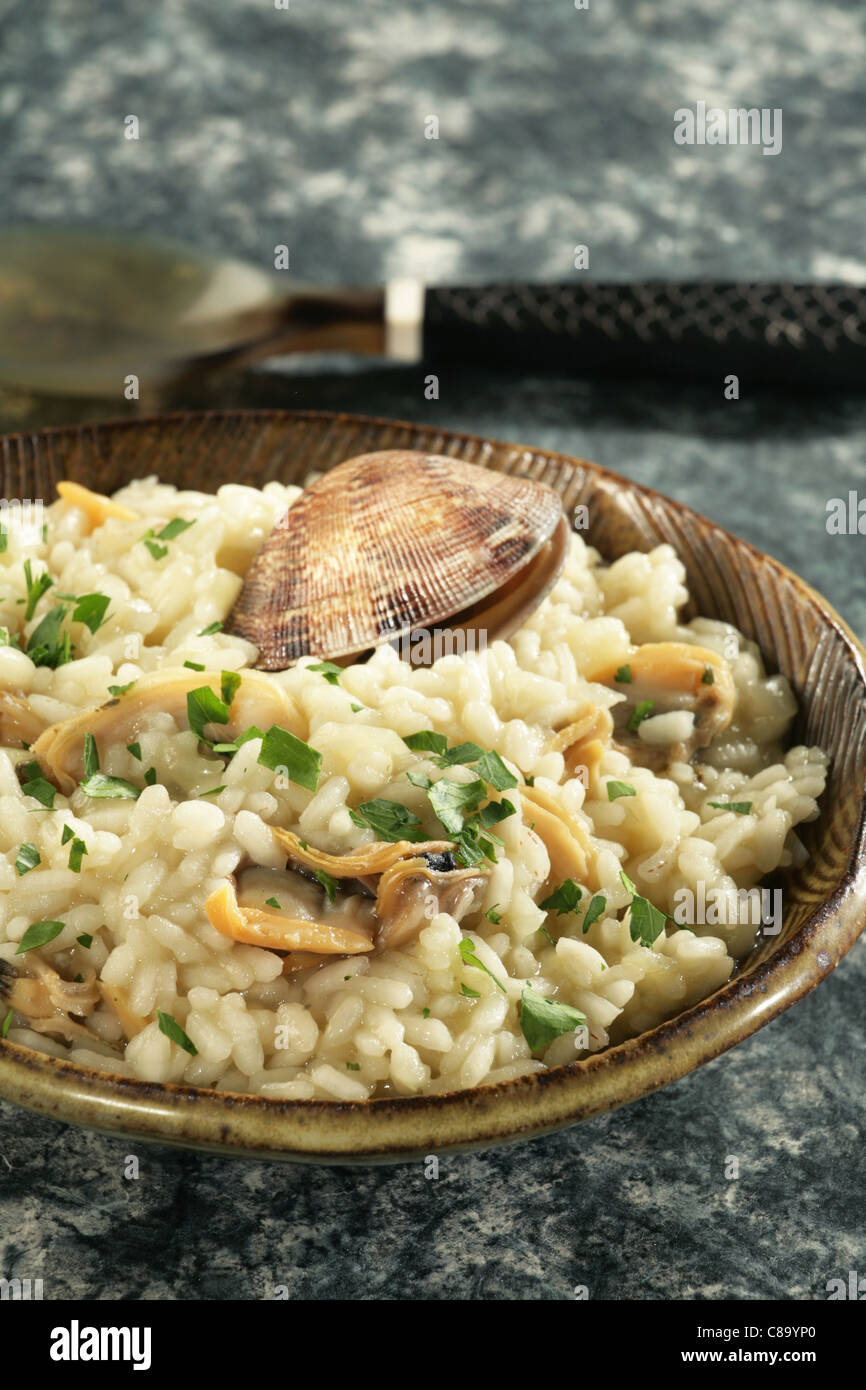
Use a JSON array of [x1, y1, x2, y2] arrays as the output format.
[[423, 282, 866, 389]]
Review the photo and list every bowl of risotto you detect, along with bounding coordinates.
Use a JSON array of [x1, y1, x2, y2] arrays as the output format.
[[0, 410, 863, 1162]]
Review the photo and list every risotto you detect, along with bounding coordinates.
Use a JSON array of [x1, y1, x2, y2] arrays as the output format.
[[0, 475, 827, 1099]]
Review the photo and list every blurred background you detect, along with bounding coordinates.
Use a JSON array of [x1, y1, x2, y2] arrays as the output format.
[[0, 0, 864, 1300]]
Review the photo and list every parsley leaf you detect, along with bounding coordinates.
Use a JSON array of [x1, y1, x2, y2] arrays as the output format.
[[701, 665, 715, 685], [157, 1010, 198, 1056], [314, 869, 338, 903], [187, 684, 231, 742], [15, 843, 40, 875], [607, 779, 636, 801], [458, 937, 506, 992], [19, 761, 56, 809], [257, 725, 322, 792], [68, 837, 87, 872], [156, 517, 195, 541], [474, 749, 519, 791], [108, 680, 137, 697], [402, 730, 448, 756], [80, 773, 141, 800], [582, 893, 607, 933], [198, 621, 223, 636], [308, 661, 342, 686], [539, 879, 583, 915], [427, 776, 486, 834], [16, 919, 65, 954], [23, 559, 53, 620], [1, 1008, 12, 1038], [220, 670, 241, 708], [707, 800, 753, 816], [620, 870, 668, 948], [520, 985, 587, 1051], [126, 742, 142, 761], [626, 700, 655, 733], [614, 664, 632, 684], [485, 904, 502, 924], [348, 798, 426, 842], [83, 732, 99, 779], [72, 593, 111, 633], [76, 933, 93, 949], [26, 605, 74, 668]]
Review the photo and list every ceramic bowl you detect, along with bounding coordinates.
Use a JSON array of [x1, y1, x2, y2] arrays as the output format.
[[0, 410, 863, 1162]]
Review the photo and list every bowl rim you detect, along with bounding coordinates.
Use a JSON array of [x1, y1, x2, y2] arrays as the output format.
[[0, 406, 863, 1163]]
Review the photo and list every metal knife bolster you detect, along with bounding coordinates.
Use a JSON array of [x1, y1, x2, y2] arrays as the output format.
[[419, 282, 866, 387]]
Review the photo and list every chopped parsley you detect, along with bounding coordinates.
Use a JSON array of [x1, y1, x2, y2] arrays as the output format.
[[72, 593, 110, 633], [198, 785, 225, 797], [313, 869, 338, 903], [345, 1062, 361, 1071], [539, 879, 583, 916], [108, 680, 137, 697], [68, 837, 87, 873], [307, 661, 342, 686], [1, 1008, 12, 1038], [187, 684, 232, 743], [79, 773, 141, 800], [422, 1007, 430, 1018], [581, 893, 607, 933], [257, 725, 322, 792], [198, 621, 223, 636], [61, 824, 75, 845], [23, 559, 53, 620], [16, 919, 65, 954], [15, 843, 40, 876], [708, 800, 753, 816], [19, 761, 56, 809], [626, 700, 655, 733], [426, 776, 486, 834], [485, 904, 502, 925], [220, 671, 241, 707], [614, 664, 632, 684], [620, 870, 669, 949], [184, 660, 206, 672], [157, 1010, 198, 1056], [348, 798, 426, 842], [458, 937, 506, 993], [520, 984, 586, 1051], [143, 768, 157, 786], [607, 779, 636, 801], [265, 897, 282, 910], [156, 517, 195, 542], [26, 604, 73, 668], [402, 729, 448, 756], [76, 933, 93, 949], [701, 665, 715, 686], [350, 703, 363, 713], [83, 732, 99, 779], [126, 742, 142, 761], [460, 983, 481, 998]]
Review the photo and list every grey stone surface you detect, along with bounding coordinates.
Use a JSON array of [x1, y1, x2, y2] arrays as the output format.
[[0, 0, 864, 1302]]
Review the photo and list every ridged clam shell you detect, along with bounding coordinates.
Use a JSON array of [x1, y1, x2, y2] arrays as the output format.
[[228, 450, 564, 667]]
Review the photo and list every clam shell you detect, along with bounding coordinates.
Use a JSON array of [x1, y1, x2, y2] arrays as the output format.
[[228, 450, 564, 668]]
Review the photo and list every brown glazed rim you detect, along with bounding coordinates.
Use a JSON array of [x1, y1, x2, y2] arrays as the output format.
[[0, 409, 864, 1164]]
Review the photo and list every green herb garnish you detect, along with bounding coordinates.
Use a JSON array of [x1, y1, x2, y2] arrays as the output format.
[[198, 621, 223, 636], [626, 700, 655, 733], [15, 843, 40, 876], [620, 870, 668, 948], [257, 725, 322, 792], [76, 933, 93, 949], [707, 800, 753, 816], [184, 660, 205, 672], [614, 664, 632, 684], [72, 593, 110, 633], [402, 729, 448, 756], [79, 773, 141, 800], [61, 824, 75, 845], [314, 869, 338, 903], [485, 905, 502, 924], [348, 798, 426, 842], [68, 837, 87, 872], [220, 671, 241, 708], [520, 984, 586, 1051], [83, 732, 99, 779], [308, 661, 342, 686], [157, 1010, 198, 1055], [126, 742, 142, 761], [582, 893, 607, 933], [108, 680, 137, 697], [539, 879, 583, 916], [265, 897, 282, 910], [458, 937, 506, 992], [19, 761, 56, 809], [607, 780, 636, 801], [23, 559, 52, 620], [1, 1008, 12, 1037], [701, 666, 715, 685], [16, 919, 65, 954], [426, 777, 486, 834]]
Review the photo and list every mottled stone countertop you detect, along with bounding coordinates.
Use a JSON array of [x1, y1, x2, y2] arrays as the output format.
[[0, 1, 863, 1300]]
